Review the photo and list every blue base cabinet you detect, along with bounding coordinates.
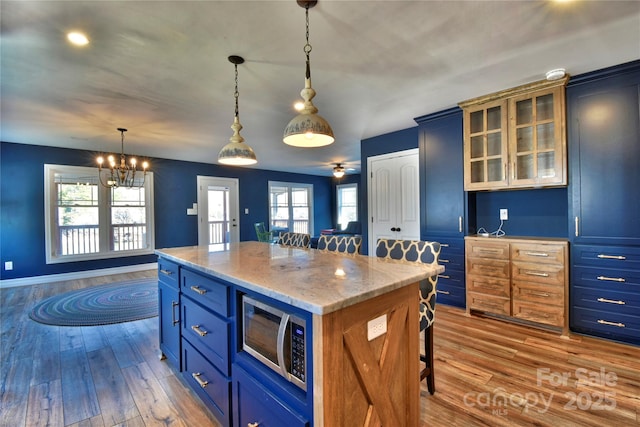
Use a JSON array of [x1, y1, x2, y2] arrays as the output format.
[[428, 235, 466, 308], [158, 259, 180, 369], [568, 60, 640, 345]]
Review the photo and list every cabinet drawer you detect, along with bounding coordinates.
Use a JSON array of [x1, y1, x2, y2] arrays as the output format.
[[438, 252, 464, 270], [511, 261, 565, 286], [512, 280, 564, 307], [572, 266, 640, 291], [572, 244, 640, 270], [437, 270, 465, 289], [571, 307, 640, 343], [512, 300, 564, 327], [467, 275, 510, 298], [436, 283, 466, 308], [466, 240, 510, 260], [572, 286, 640, 316], [182, 339, 231, 427], [466, 258, 510, 279], [468, 292, 510, 316], [233, 365, 309, 427], [182, 296, 230, 375], [182, 269, 230, 317], [158, 258, 179, 288], [511, 242, 565, 265]]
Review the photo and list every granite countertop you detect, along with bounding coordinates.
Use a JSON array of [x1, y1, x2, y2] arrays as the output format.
[[156, 242, 444, 315]]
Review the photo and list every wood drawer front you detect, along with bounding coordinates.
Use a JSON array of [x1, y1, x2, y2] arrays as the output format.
[[468, 292, 510, 316], [182, 296, 230, 375], [181, 269, 230, 317], [512, 300, 564, 327], [466, 258, 510, 279], [182, 339, 231, 427], [512, 281, 564, 307], [511, 242, 565, 265], [511, 261, 564, 286], [466, 240, 510, 260], [158, 258, 179, 288], [467, 275, 510, 298]]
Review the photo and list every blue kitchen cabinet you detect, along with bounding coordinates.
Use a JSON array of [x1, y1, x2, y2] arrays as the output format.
[[158, 258, 180, 369], [568, 60, 640, 345], [416, 108, 467, 308]]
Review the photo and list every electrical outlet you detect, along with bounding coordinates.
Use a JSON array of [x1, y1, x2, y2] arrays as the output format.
[[500, 209, 508, 221], [367, 314, 387, 341], [5, 261, 13, 271]]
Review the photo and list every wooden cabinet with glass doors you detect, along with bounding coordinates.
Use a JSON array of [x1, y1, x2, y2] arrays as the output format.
[[460, 77, 569, 191]]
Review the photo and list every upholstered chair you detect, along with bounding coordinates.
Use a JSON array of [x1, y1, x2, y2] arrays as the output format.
[[375, 238, 441, 394], [278, 232, 311, 248], [316, 235, 362, 254]]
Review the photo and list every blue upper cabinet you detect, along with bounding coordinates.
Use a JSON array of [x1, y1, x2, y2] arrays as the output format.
[[416, 108, 465, 238], [567, 61, 640, 246]]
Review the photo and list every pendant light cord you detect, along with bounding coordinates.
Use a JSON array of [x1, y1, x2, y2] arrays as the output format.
[[304, 3, 312, 79], [234, 63, 240, 118]]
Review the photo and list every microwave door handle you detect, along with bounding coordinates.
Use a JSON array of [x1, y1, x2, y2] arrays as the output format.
[[276, 313, 290, 378]]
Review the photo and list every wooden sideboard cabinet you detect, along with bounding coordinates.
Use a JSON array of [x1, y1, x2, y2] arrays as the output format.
[[460, 77, 568, 191], [465, 236, 569, 335]]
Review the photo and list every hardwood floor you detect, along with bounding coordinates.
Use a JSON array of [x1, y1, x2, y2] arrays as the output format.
[[2, 272, 639, 426]]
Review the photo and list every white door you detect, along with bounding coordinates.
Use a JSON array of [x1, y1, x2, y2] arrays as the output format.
[[197, 176, 240, 247], [368, 149, 420, 252]]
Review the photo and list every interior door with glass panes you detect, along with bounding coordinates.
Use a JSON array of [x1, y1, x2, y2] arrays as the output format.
[[463, 99, 509, 191]]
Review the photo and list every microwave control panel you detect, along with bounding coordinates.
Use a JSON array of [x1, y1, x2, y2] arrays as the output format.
[[290, 322, 306, 383]]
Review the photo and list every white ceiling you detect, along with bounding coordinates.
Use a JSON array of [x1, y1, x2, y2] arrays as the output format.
[[1, 1, 639, 176]]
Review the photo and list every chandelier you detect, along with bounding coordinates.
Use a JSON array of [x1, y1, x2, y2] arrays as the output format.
[[283, 0, 334, 147], [218, 55, 257, 165], [96, 128, 149, 188]]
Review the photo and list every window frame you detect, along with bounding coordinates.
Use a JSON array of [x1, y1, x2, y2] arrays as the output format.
[[44, 164, 155, 264], [268, 181, 314, 234], [336, 183, 358, 230]]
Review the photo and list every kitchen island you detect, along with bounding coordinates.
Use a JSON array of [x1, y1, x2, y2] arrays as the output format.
[[156, 242, 444, 427]]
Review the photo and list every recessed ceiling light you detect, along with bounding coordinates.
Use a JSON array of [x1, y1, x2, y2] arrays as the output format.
[[67, 32, 89, 46], [545, 68, 566, 81]]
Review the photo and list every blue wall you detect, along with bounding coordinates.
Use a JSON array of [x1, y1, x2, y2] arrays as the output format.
[[0, 142, 334, 280]]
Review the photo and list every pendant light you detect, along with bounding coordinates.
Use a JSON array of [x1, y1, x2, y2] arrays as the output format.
[[283, 0, 334, 147], [218, 55, 257, 165]]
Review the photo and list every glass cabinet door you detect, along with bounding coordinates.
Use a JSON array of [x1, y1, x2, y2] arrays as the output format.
[[509, 86, 566, 187], [464, 99, 509, 190]]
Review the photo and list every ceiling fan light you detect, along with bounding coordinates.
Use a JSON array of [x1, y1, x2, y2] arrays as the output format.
[[333, 163, 345, 178]]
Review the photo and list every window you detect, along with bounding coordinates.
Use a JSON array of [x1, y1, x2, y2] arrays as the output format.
[[268, 182, 313, 234], [337, 183, 358, 230], [44, 164, 154, 263]]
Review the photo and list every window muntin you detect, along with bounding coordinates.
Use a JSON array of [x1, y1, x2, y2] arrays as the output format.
[[45, 164, 154, 263], [337, 183, 358, 230]]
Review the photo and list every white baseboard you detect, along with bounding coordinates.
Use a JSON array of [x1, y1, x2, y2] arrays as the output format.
[[0, 263, 158, 288]]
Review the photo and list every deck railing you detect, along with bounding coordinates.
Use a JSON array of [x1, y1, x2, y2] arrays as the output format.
[[59, 224, 147, 255]]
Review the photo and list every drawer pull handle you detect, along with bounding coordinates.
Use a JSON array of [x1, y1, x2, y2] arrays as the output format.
[[248, 423, 259, 427], [437, 290, 450, 295], [171, 301, 179, 326], [191, 325, 208, 337], [191, 372, 209, 388], [597, 254, 626, 260], [597, 319, 625, 328], [190, 285, 207, 295], [524, 252, 549, 257], [477, 248, 501, 254], [441, 243, 450, 248], [160, 269, 173, 276], [597, 276, 625, 283], [438, 274, 451, 279], [528, 291, 550, 297], [459, 216, 463, 233], [524, 271, 549, 277], [597, 297, 626, 305], [440, 259, 450, 263]]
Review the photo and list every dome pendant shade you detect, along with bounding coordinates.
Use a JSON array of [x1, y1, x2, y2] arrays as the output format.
[[283, 78, 334, 147], [218, 116, 257, 165]]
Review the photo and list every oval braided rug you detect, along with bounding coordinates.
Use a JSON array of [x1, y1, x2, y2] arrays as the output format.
[[29, 278, 158, 326]]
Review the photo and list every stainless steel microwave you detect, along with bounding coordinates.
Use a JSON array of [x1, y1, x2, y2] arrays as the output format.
[[241, 295, 307, 391]]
